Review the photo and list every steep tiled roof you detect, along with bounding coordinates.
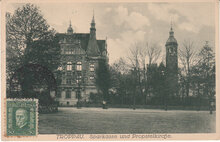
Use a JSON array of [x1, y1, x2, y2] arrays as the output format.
[[56, 33, 89, 51], [56, 33, 106, 53], [97, 40, 106, 53]]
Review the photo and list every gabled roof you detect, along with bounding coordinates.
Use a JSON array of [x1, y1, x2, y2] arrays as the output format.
[[56, 33, 90, 51], [56, 33, 106, 54]]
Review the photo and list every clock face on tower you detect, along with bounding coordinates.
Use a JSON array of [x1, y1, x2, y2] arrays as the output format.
[[168, 47, 176, 56]]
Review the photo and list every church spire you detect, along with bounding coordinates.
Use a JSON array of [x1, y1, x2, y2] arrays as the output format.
[[169, 20, 174, 37], [67, 20, 73, 34], [166, 21, 177, 46]]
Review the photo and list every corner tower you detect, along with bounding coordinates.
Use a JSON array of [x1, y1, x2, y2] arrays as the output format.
[[165, 24, 178, 96], [87, 12, 100, 57]]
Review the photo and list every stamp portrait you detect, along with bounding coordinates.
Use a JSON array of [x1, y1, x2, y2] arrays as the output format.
[[7, 99, 38, 136]]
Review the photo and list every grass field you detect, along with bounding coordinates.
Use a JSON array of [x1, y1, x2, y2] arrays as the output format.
[[39, 107, 215, 134]]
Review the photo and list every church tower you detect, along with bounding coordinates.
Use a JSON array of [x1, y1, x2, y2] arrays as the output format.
[[87, 12, 101, 56], [165, 24, 178, 96]]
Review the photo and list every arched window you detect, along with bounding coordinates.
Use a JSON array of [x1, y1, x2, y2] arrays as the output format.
[[67, 62, 72, 71], [76, 61, 82, 71], [90, 64, 95, 72]]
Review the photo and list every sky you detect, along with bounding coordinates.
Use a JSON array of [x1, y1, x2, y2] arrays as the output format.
[[7, 2, 216, 64]]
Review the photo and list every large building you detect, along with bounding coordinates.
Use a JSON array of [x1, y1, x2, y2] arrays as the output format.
[[55, 15, 108, 106], [165, 25, 178, 96]]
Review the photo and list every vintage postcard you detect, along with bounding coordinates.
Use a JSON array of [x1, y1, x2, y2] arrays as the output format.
[[1, 0, 219, 141]]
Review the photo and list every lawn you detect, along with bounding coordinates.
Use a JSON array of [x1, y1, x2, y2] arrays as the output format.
[[38, 107, 215, 134]]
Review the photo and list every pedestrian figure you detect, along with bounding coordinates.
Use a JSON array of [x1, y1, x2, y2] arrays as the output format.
[[102, 100, 106, 109]]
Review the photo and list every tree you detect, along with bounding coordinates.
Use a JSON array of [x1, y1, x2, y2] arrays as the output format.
[[6, 4, 60, 79], [179, 40, 197, 97], [197, 42, 215, 97], [95, 59, 111, 103], [145, 42, 161, 65], [111, 57, 130, 74], [191, 41, 215, 109], [24, 36, 60, 71], [6, 4, 61, 101], [157, 63, 168, 108], [127, 43, 142, 109], [110, 58, 136, 105], [127, 42, 162, 106], [143, 42, 161, 103]]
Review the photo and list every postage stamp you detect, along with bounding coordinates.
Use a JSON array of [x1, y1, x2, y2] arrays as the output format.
[[6, 99, 38, 136]]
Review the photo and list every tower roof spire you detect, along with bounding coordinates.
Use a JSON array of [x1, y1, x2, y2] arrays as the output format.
[[87, 9, 100, 56], [90, 10, 96, 29], [92, 9, 95, 23], [67, 20, 73, 34], [169, 20, 174, 37], [171, 19, 173, 31], [166, 20, 177, 45]]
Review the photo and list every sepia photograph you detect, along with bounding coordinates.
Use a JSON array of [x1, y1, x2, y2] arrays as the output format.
[[1, 0, 219, 140]]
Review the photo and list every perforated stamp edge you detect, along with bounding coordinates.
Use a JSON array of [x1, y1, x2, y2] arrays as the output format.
[[5, 98, 39, 138]]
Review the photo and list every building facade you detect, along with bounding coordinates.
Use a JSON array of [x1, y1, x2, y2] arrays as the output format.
[[55, 15, 108, 106], [165, 25, 178, 96]]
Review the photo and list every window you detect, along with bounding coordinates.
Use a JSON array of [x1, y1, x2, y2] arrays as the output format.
[[71, 49, 74, 54], [90, 64, 95, 72], [76, 61, 82, 71], [57, 90, 61, 98], [66, 79, 71, 84], [67, 62, 72, 71], [65, 48, 72, 54], [90, 76, 94, 80], [77, 75, 82, 82], [66, 90, 71, 98]]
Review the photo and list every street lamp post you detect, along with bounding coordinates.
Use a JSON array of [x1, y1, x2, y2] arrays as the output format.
[[133, 67, 137, 110], [76, 76, 81, 109], [209, 96, 214, 114], [161, 70, 167, 111]]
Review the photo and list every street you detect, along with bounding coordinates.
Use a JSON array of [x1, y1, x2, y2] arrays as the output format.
[[39, 107, 215, 134]]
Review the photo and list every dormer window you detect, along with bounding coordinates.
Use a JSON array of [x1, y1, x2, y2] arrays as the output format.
[[58, 66, 63, 71]]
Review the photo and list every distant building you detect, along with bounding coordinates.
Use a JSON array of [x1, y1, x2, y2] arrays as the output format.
[[55, 14, 108, 106], [165, 25, 178, 96]]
